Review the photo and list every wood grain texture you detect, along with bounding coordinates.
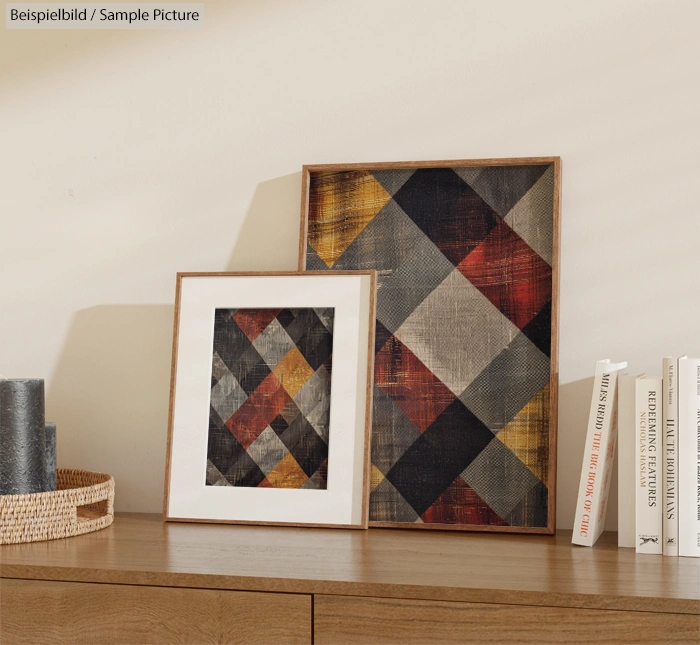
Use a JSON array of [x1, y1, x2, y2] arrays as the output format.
[[0, 578, 310, 645], [1, 514, 698, 615], [314, 594, 700, 645], [163, 271, 376, 530], [548, 157, 562, 533]]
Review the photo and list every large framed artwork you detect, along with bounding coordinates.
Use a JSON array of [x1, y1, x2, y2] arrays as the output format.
[[164, 271, 376, 528], [299, 158, 561, 533]]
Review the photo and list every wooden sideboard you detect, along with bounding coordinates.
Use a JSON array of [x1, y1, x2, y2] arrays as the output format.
[[0, 513, 698, 644]]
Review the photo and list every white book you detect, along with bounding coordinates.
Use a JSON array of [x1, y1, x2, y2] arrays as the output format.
[[662, 357, 679, 556], [636, 376, 663, 554], [678, 357, 700, 558], [618, 373, 644, 548], [573, 359, 627, 547]]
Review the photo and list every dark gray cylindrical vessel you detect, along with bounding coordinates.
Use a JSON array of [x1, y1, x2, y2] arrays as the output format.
[[0, 379, 46, 495], [44, 422, 57, 492]]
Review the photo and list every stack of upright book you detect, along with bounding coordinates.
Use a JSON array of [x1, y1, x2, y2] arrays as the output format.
[[572, 357, 700, 557]]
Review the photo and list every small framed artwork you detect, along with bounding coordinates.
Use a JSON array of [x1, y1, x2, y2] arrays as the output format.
[[300, 158, 561, 533], [164, 271, 376, 528]]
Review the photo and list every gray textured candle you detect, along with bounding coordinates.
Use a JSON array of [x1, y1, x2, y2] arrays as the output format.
[[0, 379, 46, 495], [44, 422, 57, 492]]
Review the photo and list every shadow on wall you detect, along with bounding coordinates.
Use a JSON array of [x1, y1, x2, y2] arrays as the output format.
[[556, 376, 618, 532], [226, 172, 303, 271], [47, 305, 174, 513]]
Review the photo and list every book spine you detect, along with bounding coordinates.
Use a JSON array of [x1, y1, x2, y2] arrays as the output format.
[[617, 374, 637, 547], [573, 365, 615, 546], [595, 376, 619, 545], [678, 358, 700, 557], [662, 357, 678, 556], [636, 378, 663, 554]]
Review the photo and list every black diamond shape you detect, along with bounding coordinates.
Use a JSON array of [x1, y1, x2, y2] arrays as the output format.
[[279, 415, 329, 478], [206, 416, 247, 481], [269, 415, 289, 437], [276, 308, 296, 330], [224, 450, 267, 487], [520, 301, 551, 358], [385, 399, 494, 516], [284, 308, 318, 344], [291, 310, 334, 371], [212, 309, 253, 378], [237, 352, 272, 396], [393, 168, 500, 266]]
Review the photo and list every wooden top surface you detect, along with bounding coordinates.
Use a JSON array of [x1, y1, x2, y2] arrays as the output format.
[[1, 513, 698, 615]]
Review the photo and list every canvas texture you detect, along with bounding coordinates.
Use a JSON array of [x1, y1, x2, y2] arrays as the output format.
[[305, 164, 555, 527], [206, 307, 334, 490]]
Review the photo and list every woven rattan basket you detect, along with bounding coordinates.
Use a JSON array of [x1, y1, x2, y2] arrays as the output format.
[[0, 468, 114, 545]]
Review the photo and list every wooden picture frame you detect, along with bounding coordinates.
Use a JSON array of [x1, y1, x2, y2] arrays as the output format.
[[163, 271, 376, 529], [299, 158, 561, 533]]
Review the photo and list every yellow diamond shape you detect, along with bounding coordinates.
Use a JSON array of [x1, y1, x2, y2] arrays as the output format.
[[370, 464, 385, 491], [272, 346, 315, 398], [308, 170, 391, 268], [266, 452, 309, 489], [496, 383, 550, 483]]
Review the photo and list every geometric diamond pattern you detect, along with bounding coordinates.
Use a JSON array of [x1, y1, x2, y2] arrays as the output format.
[[375, 229, 455, 333], [496, 383, 550, 484], [374, 336, 455, 433], [457, 220, 552, 331], [305, 163, 555, 528], [460, 437, 542, 520], [466, 164, 550, 218], [393, 168, 500, 266], [420, 476, 508, 526], [206, 307, 334, 489], [503, 164, 555, 266], [394, 268, 520, 396], [307, 170, 390, 268], [458, 332, 551, 432]]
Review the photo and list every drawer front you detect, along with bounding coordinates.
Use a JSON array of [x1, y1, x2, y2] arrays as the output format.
[[0, 578, 311, 645], [314, 594, 699, 644]]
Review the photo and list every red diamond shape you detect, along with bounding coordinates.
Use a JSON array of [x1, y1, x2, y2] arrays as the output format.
[[233, 308, 283, 343], [457, 220, 552, 330], [226, 371, 291, 449], [375, 336, 455, 432], [420, 476, 508, 526]]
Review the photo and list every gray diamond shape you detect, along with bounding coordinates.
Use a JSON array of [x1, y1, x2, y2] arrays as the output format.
[[370, 169, 416, 197], [246, 425, 290, 476], [370, 477, 421, 523], [252, 318, 295, 370], [210, 372, 247, 424], [206, 460, 230, 486], [333, 200, 427, 274], [211, 352, 230, 383], [461, 438, 540, 519], [314, 307, 335, 334], [394, 268, 520, 396], [303, 384, 332, 443], [452, 166, 484, 186], [458, 332, 550, 432], [375, 232, 454, 333], [293, 364, 331, 420], [305, 242, 330, 270], [503, 164, 554, 265]]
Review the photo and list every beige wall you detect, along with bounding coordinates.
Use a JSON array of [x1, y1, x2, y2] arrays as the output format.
[[2, 0, 699, 530]]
